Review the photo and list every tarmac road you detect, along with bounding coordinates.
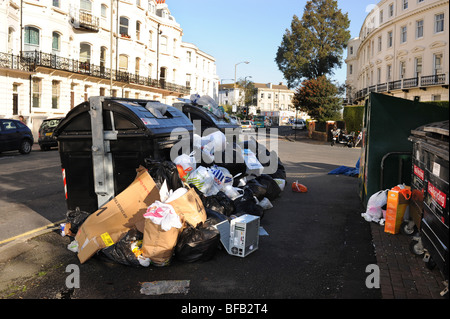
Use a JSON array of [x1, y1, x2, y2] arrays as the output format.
[[0, 130, 378, 304]]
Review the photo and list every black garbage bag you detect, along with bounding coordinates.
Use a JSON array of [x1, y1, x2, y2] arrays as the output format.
[[269, 159, 287, 180], [175, 220, 220, 263], [191, 185, 236, 217], [100, 229, 144, 267], [255, 174, 281, 201], [66, 207, 90, 235], [233, 188, 264, 219], [206, 208, 228, 225], [245, 179, 267, 200], [146, 160, 183, 191]]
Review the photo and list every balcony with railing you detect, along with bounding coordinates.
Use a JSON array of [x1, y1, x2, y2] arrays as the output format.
[[1, 50, 190, 96], [0, 52, 34, 72], [352, 73, 448, 102], [70, 10, 100, 32]]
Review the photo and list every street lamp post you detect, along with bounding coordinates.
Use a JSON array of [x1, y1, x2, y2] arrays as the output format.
[[234, 61, 249, 113], [234, 61, 249, 89]]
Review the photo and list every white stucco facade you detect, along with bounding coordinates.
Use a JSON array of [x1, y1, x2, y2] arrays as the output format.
[[345, 0, 449, 104], [0, 0, 219, 139]]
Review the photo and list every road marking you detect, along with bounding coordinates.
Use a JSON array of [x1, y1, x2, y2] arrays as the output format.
[[0, 219, 66, 246]]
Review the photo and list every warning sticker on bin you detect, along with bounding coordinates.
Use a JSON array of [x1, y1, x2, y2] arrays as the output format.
[[141, 118, 159, 126], [101, 232, 115, 247]]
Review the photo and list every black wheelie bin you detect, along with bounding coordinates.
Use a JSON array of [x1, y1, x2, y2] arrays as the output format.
[[54, 97, 193, 214], [173, 97, 240, 135], [412, 121, 449, 283]]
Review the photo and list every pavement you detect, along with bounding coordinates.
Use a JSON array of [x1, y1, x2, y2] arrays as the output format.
[[283, 129, 448, 299], [0, 130, 447, 300]]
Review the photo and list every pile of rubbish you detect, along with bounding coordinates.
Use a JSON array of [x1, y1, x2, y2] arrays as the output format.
[[61, 131, 287, 267], [361, 183, 412, 234]]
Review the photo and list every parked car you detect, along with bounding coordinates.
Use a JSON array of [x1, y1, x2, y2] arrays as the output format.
[[292, 119, 306, 130], [241, 120, 253, 132], [0, 119, 34, 154], [38, 117, 63, 151]]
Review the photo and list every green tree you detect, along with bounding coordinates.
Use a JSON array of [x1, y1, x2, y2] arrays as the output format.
[[293, 76, 342, 121], [236, 78, 256, 107], [275, 0, 351, 88]]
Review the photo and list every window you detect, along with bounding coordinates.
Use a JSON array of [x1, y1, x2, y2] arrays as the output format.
[[161, 36, 167, 53], [100, 87, 105, 96], [387, 65, 392, 81], [52, 32, 60, 52], [377, 36, 382, 52], [119, 17, 129, 36], [377, 68, 381, 84], [24, 26, 39, 50], [387, 31, 393, 47], [8, 27, 14, 53], [389, 4, 394, 17], [399, 61, 406, 78], [261, 93, 264, 99], [187, 51, 192, 63], [402, 0, 408, 10], [349, 65, 353, 75], [432, 95, 441, 101], [100, 46, 107, 68], [148, 63, 152, 78], [149, 31, 153, 48], [79, 43, 91, 63], [435, 13, 444, 33], [136, 21, 141, 40], [186, 74, 191, 88], [379, 10, 383, 24], [52, 80, 60, 109], [415, 57, 422, 77], [135, 57, 140, 74], [349, 46, 353, 55], [32, 78, 41, 108], [119, 54, 128, 72], [400, 26, 407, 43], [433, 53, 442, 74], [160, 67, 166, 80], [416, 20, 423, 38], [53, 0, 60, 7], [101, 4, 107, 18], [80, 0, 92, 12]]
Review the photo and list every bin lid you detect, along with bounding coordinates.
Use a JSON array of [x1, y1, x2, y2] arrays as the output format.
[[55, 98, 193, 138], [173, 102, 240, 131]]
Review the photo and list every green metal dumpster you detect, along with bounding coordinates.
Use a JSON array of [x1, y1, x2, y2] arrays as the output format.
[[358, 93, 448, 207], [54, 97, 193, 213]]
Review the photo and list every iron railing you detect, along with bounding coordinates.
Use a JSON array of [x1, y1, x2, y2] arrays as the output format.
[[353, 73, 447, 101], [12, 50, 190, 95]]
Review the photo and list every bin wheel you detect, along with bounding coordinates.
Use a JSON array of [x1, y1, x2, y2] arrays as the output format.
[[425, 257, 436, 270], [400, 221, 417, 236], [409, 239, 424, 256]]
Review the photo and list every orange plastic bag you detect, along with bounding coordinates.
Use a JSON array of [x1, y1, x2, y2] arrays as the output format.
[[292, 181, 307, 193]]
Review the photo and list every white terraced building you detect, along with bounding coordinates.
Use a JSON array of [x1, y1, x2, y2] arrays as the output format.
[[345, 0, 449, 104], [0, 0, 219, 139]]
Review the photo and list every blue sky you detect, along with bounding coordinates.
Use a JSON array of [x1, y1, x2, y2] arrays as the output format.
[[168, 0, 377, 88]]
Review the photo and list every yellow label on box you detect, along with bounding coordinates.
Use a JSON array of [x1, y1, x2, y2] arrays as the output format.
[[101, 232, 114, 247]]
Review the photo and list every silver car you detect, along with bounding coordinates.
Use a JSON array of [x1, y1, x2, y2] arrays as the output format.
[[292, 119, 306, 130]]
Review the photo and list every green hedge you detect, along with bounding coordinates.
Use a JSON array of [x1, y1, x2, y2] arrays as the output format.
[[343, 105, 364, 133]]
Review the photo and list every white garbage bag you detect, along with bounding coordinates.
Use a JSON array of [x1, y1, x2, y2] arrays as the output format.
[[174, 152, 196, 181], [361, 190, 388, 224]]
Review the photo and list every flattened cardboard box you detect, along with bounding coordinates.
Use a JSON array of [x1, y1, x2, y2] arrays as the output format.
[[75, 168, 160, 263]]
